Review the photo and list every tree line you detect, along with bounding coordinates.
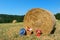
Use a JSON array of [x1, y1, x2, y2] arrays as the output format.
[[0, 14, 24, 23], [55, 13, 60, 20], [0, 13, 60, 23]]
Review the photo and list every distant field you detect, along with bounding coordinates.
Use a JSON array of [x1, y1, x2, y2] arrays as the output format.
[[0, 20, 60, 40]]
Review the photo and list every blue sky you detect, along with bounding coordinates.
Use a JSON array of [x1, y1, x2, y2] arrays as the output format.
[[0, 0, 60, 15]]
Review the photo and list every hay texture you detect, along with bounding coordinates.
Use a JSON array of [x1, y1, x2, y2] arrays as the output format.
[[24, 8, 56, 34], [12, 20, 17, 23]]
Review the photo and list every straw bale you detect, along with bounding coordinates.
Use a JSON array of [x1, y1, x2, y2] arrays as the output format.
[[24, 8, 56, 34], [12, 20, 17, 23]]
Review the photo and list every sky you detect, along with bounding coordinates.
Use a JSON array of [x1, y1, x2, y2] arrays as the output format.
[[0, 0, 60, 15]]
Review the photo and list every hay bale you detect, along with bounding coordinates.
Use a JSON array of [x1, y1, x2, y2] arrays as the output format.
[[12, 20, 17, 23], [24, 8, 56, 34]]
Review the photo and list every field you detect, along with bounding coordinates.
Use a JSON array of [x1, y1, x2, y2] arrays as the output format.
[[0, 20, 60, 40]]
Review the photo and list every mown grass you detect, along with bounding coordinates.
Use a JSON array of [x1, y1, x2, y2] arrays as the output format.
[[0, 20, 60, 40]]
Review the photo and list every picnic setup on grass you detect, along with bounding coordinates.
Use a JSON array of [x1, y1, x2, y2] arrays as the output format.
[[19, 8, 56, 38]]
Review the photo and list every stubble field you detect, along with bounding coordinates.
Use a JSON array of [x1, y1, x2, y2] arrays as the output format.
[[0, 20, 60, 40]]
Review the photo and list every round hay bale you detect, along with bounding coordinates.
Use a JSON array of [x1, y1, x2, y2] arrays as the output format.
[[12, 20, 17, 23], [24, 8, 56, 34]]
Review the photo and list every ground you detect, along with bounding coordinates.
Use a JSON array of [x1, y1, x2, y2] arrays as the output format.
[[0, 20, 60, 40]]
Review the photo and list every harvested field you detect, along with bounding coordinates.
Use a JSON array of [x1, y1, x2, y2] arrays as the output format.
[[0, 20, 60, 40]]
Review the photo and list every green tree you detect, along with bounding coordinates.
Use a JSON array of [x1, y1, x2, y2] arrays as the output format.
[[55, 13, 60, 20]]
